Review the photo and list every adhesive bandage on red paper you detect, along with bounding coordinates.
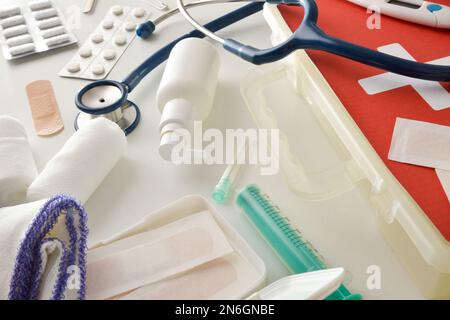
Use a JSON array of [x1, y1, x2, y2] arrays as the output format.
[[25, 80, 64, 136], [388, 118, 450, 171]]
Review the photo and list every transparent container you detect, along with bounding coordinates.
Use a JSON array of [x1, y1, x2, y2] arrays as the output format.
[[90, 195, 266, 299], [239, 4, 450, 299]]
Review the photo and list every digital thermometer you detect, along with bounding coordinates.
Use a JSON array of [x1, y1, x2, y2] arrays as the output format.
[[347, 0, 450, 28]]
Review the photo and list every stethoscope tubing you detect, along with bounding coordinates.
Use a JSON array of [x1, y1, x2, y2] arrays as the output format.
[[178, 0, 450, 81], [76, 2, 263, 116], [77, 0, 449, 117], [123, 2, 264, 92]]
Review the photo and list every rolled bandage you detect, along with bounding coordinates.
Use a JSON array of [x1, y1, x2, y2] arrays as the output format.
[[27, 118, 127, 204], [0, 116, 38, 206]]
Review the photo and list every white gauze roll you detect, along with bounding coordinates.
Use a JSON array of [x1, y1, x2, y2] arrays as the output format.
[[0, 116, 38, 206], [27, 118, 126, 204]]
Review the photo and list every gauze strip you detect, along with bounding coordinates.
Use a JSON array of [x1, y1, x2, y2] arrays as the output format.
[[26, 80, 64, 136], [0, 116, 38, 206], [86, 211, 234, 300], [388, 118, 450, 171]]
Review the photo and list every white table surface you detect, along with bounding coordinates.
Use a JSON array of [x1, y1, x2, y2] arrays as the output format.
[[0, 0, 423, 299]]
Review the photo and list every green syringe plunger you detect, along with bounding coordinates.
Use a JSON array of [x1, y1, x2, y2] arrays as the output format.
[[236, 185, 362, 300]]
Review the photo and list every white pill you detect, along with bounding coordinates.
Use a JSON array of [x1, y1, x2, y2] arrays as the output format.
[[0, 15, 25, 28], [66, 62, 81, 73], [123, 22, 136, 32], [114, 34, 127, 46], [0, 6, 21, 19], [37, 17, 61, 29], [40, 26, 66, 39], [29, 0, 52, 11], [9, 43, 35, 56], [133, 8, 146, 18], [6, 34, 33, 47], [45, 34, 70, 47], [103, 49, 116, 61], [3, 25, 28, 39], [91, 33, 104, 44], [33, 8, 57, 20], [102, 20, 114, 30], [111, 6, 124, 16], [79, 47, 92, 58], [91, 64, 105, 76]]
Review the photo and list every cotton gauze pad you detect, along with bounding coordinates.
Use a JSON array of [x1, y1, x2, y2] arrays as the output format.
[[0, 116, 38, 206], [27, 118, 126, 204], [388, 118, 450, 171]]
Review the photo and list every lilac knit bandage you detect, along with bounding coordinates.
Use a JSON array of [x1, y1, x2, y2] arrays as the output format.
[[8, 195, 88, 300]]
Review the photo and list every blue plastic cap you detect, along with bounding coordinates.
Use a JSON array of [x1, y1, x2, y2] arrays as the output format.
[[427, 4, 443, 12], [136, 21, 156, 39]]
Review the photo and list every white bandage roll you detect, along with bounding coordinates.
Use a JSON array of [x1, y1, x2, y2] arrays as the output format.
[[0, 116, 38, 206], [27, 118, 126, 204]]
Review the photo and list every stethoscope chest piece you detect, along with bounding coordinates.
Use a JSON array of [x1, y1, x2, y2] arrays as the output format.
[[75, 80, 141, 135]]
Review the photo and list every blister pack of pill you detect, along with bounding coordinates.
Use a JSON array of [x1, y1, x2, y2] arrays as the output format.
[[59, 5, 148, 80], [0, 0, 77, 60]]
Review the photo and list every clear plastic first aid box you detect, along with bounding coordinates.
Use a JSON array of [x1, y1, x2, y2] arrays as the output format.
[[247, 4, 450, 299]]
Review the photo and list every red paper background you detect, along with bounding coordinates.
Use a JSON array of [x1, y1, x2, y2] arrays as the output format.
[[279, 0, 450, 241]]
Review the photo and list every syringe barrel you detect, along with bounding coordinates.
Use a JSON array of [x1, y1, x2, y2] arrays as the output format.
[[237, 185, 327, 273], [237, 185, 362, 301]]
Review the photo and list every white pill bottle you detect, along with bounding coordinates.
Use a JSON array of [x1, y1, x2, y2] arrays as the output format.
[[156, 38, 220, 161]]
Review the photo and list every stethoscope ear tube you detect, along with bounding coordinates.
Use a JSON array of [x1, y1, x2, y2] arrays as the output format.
[[183, 0, 450, 82]]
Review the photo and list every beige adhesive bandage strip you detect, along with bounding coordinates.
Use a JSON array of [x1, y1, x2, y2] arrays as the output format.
[[86, 211, 234, 300], [26, 80, 64, 136], [118, 253, 262, 300]]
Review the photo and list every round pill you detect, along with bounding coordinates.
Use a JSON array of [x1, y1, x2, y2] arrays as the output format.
[[123, 22, 136, 32], [66, 62, 81, 73], [111, 5, 124, 16], [103, 49, 116, 61], [79, 47, 92, 58], [133, 8, 146, 18], [102, 20, 114, 30], [91, 64, 105, 76], [114, 34, 127, 46], [91, 33, 104, 44]]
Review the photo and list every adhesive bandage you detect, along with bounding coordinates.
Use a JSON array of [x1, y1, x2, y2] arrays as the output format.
[[25, 80, 63, 136], [86, 211, 234, 300], [388, 118, 450, 171]]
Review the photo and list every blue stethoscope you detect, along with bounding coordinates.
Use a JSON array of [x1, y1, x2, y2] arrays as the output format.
[[75, 0, 450, 135]]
